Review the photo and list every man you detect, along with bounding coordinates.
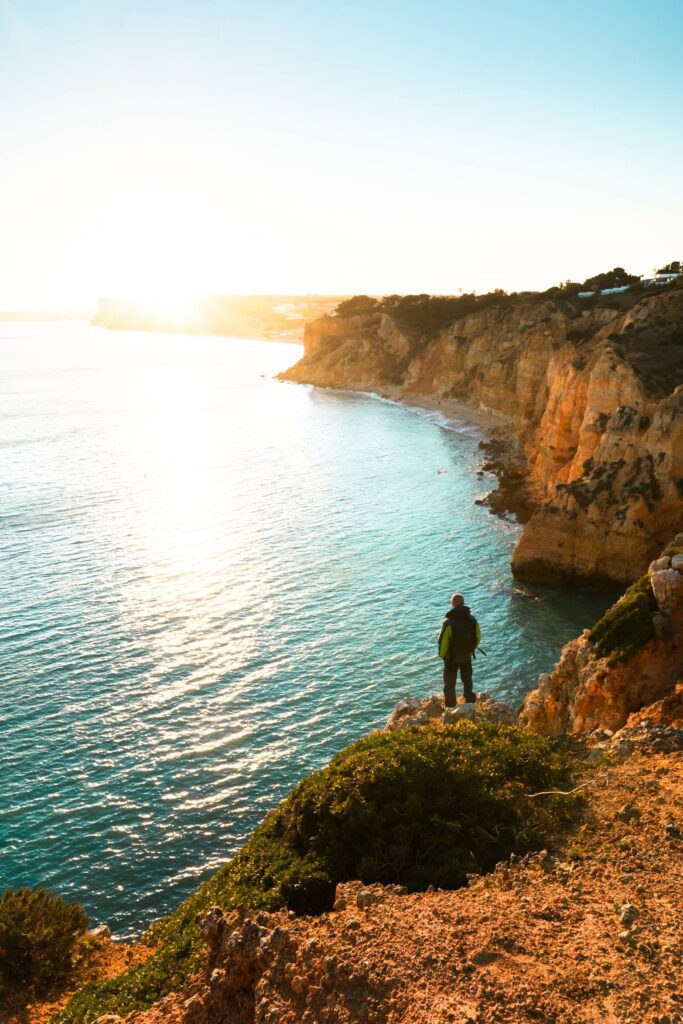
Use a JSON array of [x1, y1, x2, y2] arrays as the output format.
[[438, 593, 481, 707]]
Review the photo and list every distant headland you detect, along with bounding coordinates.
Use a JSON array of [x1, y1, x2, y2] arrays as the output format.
[[92, 295, 347, 341]]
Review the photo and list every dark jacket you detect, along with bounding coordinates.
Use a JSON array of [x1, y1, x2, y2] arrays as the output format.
[[438, 605, 480, 664]]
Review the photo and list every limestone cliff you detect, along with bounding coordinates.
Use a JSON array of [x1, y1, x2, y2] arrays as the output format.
[[281, 289, 683, 585], [519, 542, 683, 736]]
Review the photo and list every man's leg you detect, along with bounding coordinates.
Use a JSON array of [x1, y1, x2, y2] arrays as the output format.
[[443, 664, 457, 708], [460, 661, 474, 702]]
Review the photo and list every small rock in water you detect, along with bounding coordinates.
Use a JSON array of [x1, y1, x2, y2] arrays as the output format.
[[87, 924, 112, 941]]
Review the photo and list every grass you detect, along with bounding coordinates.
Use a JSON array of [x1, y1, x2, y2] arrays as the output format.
[[56, 722, 580, 1023], [588, 574, 658, 666]]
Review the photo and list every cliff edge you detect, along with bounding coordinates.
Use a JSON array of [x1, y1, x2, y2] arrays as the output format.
[[280, 289, 683, 586]]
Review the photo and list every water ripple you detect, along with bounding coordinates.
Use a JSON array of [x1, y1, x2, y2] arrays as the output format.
[[0, 323, 614, 936]]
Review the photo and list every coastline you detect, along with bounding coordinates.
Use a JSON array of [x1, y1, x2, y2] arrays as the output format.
[[378, 384, 512, 435], [380, 387, 536, 523], [282, 374, 535, 524]]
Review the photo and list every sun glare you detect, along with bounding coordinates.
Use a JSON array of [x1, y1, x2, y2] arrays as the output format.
[[144, 295, 200, 324]]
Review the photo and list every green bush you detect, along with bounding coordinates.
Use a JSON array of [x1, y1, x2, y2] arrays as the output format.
[[58, 722, 578, 1023], [588, 574, 657, 665], [0, 888, 88, 1005], [334, 295, 379, 317]]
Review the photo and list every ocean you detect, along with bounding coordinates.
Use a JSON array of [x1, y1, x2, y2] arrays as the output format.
[[0, 322, 612, 935]]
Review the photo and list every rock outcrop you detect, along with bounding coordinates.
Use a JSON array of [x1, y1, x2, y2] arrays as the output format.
[[385, 692, 517, 731], [281, 289, 683, 585], [519, 544, 683, 735]]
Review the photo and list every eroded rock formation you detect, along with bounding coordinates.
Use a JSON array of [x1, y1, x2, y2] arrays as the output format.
[[281, 289, 683, 585], [519, 543, 683, 736]]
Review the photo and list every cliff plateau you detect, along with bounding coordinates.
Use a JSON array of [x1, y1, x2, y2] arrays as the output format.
[[280, 289, 683, 585]]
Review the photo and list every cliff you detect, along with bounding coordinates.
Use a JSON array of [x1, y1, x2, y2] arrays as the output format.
[[280, 288, 683, 585], [518, 539, 683, 737], [37, 753, 682, 1024]]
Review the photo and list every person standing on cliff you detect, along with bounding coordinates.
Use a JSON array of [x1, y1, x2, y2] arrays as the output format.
[[438, 593, 481, 707]]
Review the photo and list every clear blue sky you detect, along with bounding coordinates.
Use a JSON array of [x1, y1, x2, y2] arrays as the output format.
[[1, 0, 681, 306]]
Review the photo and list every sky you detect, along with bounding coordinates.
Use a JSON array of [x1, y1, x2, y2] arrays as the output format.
[[0, 0, 682, 309]]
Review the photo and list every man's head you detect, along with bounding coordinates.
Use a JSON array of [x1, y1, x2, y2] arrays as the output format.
[[450, 593, 464, 608]]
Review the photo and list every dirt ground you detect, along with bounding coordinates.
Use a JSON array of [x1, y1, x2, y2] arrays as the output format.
[[22, 750, 682, 1024], [139, 749, 681, 1024], [11, 939, 152, 1024]]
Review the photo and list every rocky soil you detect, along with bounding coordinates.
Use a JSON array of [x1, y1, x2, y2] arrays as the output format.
[[15, 937, 152, 1024], [88, 750, 682, 1024]]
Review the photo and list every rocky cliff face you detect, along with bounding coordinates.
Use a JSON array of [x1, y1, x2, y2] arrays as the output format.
[[281, 290, 683, 585], [519, 542, 683, 736]]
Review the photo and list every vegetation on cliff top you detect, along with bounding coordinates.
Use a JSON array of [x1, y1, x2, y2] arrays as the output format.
[[57, 722, 579, 1023], [588, 574, 657, 666], [332, 266, 675, 336], [0, 888, 88, 1009]]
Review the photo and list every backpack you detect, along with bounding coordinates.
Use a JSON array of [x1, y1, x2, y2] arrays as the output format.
[[443, 611, 477, 663]]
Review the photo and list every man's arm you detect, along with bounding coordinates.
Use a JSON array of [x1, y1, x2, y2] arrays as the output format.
[[473, 618, 481, 649]]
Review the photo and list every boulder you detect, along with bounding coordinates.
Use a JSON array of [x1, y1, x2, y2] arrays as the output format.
[[183, 995, 207, 1024], [394, 696, 422, 713], [385, 695, 427, 730], [671, 553, 683, 572], [441, 696, 516, 725], [87, 924, 112, 941], [651, 569, 683, 611], [650, 556, 671, 573], [422, 694, 445, 718], [452, 702, 477, 719]]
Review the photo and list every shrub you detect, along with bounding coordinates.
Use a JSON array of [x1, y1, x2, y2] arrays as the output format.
[[334, 295, 379, 317], [0, 888, 88, 1005], [58, 722, 578, 1023], [582, 266, 639, 291], [377, 292, 513, 334], [588, 574, 657, 666]]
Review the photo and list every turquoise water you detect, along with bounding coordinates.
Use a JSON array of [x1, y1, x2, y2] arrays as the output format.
[[0, 323, 612, 936]]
